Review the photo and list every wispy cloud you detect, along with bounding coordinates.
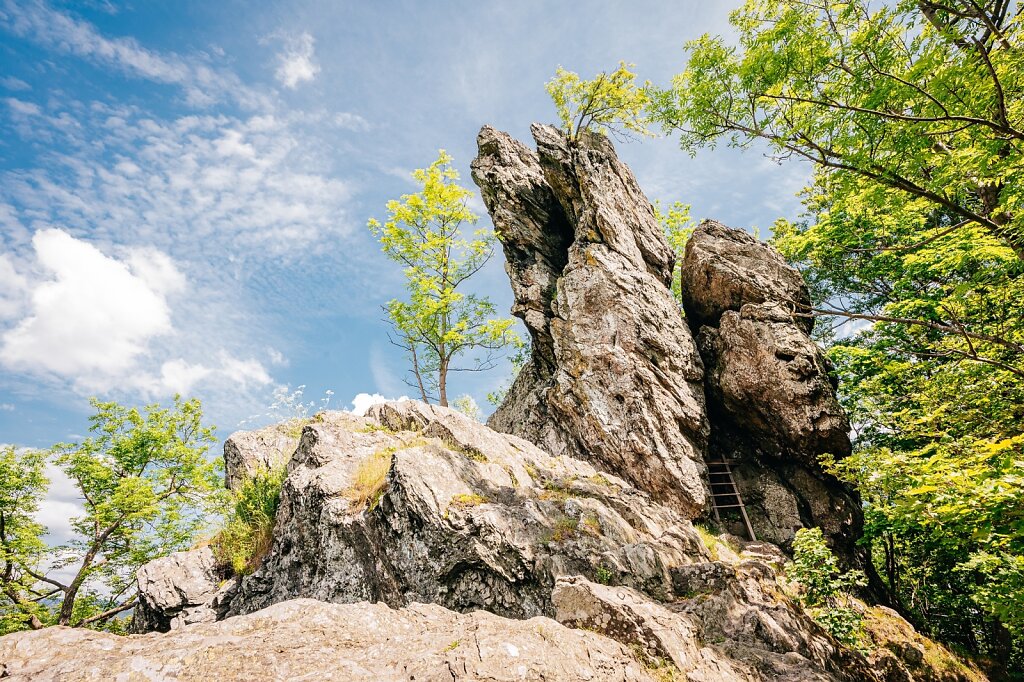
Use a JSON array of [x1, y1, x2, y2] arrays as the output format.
[[274, 32, 320, 89], [1, 101, 353, 256], [0, 0, 268, 108]]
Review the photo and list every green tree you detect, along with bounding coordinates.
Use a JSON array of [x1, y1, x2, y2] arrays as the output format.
[[369, 151, 519, 407], [631, 0, 1024, 668], [788, 527, 867, 649], [647, 0, 1024, 259], [546, 62, 653, 141], [0, 397, 221, 633], [654, 200, 695, 304], [0, 447, 49, 633]]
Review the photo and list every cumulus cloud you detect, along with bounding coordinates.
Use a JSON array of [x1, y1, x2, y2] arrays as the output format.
[[348, 392, 410, 417], [0, 230, 274, 399], [275, 32, 320, 89], [0, 229, 178, 378]]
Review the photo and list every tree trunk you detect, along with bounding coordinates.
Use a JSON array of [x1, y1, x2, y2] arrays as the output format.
[[438, 356, 449, 407]]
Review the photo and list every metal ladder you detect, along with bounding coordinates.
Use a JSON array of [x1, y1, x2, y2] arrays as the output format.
[[706, 460, 757, 541]]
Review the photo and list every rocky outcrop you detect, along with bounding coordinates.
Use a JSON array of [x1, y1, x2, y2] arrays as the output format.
[[0, 598, 662, 681], [21, 126, 985, 682], [222, 418, 304, 491], [681, 220, 812, 334], [131, 546, 231, 633], [553, 571, 873, 682], [226, 401, 709, 619], [680, 220, 862, 561], [472, 124, 709, 517]]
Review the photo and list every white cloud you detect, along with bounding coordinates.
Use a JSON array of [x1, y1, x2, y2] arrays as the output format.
[[0, 403, 13, 411], [0, 254, 28, 319], [334, 112, 370, 132], [0, 76, 30, 91], [0, 229, 178, 378], [349, 392, 410, 417], [275, 32, 320, 89], [220, 353, 273, 386], [6, 97, 40, 116], [2, 103, 352, 256], [267, 347, 287, 366], [0, 230, 274, 401], [0, 0, 266, 109]]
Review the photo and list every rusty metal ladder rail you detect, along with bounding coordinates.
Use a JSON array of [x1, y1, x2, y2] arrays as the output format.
[[706, 460, 757, 541]]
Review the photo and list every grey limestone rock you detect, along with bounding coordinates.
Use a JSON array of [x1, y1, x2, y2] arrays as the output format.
[[472, 124, 710, 518], [680, 220, 862, 562], [0, 598, 659, 682], [225, 402, 709, 619], [130, 546, 233, 633], [222, 418, 304, 491]]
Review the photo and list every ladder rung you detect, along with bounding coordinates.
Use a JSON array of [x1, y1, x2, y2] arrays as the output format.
[[712, 503, 746, 509]]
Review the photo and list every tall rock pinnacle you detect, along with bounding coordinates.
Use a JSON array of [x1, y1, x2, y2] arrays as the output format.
[[472, 124, 710, 517]]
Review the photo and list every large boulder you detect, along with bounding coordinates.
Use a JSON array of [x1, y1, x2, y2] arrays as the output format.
[[222, 418, 304, 491], [472, 124, 709, 517], [0, 598, 660, 681], [681, 219, 812, 334], [679, 220, 861, 562], [130, 546, 232, 633], [226, 402, 709, 619]]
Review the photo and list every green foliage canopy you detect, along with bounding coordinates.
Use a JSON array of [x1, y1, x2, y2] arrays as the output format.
[[0, 397, 221, 633], [369, 151, 519, 407], [546, 62, 653, 141]]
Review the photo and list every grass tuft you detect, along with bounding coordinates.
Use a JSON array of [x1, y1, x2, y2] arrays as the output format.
[[212, 466, 287, 576], [346, 446, 395, 510]]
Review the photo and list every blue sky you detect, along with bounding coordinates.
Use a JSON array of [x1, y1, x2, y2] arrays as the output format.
[[0, 0, 810, 453]]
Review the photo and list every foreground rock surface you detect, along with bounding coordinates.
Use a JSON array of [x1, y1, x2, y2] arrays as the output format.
[[0, 598, 659, 682], [681, 220, 863, 560], [227, 401, 709, 618], [473, 124, 710, 518]]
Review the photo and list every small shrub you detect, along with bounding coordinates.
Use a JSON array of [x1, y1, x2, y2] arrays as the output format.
[[212, 466, 287, 576], [551, 516, 579, 542], [594, 565, 614, 585], [346, 446, 395, 510], [787, 527, 867, 650]]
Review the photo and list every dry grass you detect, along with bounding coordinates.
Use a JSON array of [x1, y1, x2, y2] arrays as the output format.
[[346, 446, 395, 510]]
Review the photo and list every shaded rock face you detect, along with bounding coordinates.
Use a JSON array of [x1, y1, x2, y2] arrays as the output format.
[[0, 598, 660, 682], [472, 124, 709, 517], [680, 220, 862, 560], [554, 570, 873, 682], [222, 419, 304, 491], [131, 546, 232, 633], [227, 401, 709, 619]]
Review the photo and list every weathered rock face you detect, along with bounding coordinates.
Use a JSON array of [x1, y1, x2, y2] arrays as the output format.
[[680, 220, 862, 561], [472, 124, 709, 517], [131, 546, 232, 633], [227, 401, 709, 619], [681, 220, 813, 334], [0, 598, 661, 682], [554, 571, 872, 682], [222, 419, 304, 491]]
